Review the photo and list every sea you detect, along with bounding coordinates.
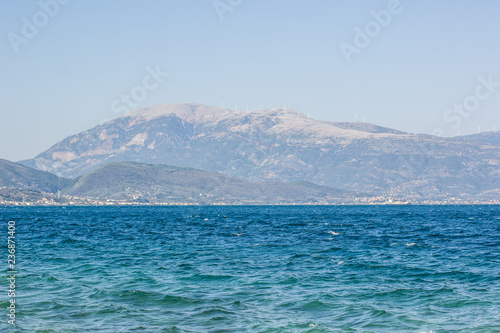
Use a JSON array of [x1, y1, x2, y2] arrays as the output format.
[[1, 205, 499, 332]]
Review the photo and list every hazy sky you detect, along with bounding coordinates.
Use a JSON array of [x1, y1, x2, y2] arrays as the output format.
[[1, 0, 500, 161]]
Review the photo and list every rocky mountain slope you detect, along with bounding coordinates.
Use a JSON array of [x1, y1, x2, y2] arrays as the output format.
[[20, 103, 500, 200]]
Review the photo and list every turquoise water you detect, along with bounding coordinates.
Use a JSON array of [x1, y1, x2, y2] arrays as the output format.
[[1, 205, 500, 332]]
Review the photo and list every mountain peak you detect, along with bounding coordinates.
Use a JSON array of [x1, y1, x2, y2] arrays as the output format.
[[122, 103, 380, 139], [126, 103, 316, 124], [125, 103, 238, 124]]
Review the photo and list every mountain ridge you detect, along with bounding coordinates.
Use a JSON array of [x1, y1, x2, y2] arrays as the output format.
[[0, 158, 71, 193], [62, 161, 367, 204], [1, 159, 368, 204]]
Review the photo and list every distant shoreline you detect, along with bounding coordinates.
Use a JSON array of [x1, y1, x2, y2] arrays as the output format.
[[2, 202, 500, 207]]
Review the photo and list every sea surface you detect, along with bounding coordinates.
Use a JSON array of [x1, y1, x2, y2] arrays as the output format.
[[1, 205, 500, 332]]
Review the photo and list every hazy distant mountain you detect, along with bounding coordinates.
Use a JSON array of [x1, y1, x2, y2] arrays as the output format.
[[453, 131, 500, 146], [0, 158, 70, 193], [62, 161, 364, 204], [20, 103, 500, 200]]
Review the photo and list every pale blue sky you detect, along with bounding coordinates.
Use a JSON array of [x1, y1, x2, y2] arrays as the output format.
[[1, 0, 499, 161]]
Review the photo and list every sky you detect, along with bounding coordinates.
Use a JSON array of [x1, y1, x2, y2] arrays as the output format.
[[1, 0, 500, 161]]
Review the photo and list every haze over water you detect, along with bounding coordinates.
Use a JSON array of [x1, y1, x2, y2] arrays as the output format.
[[2, 205, 500, 332]]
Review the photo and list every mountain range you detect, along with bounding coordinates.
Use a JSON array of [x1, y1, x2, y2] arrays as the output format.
[[0, 159, 367, 204], [15, 103, 500, 201]]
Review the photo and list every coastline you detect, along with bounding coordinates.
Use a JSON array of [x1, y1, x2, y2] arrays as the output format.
[[2, 201, 500, 206]]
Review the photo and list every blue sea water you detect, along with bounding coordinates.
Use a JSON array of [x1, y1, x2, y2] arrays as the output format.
[[1, 205, 500, 332]]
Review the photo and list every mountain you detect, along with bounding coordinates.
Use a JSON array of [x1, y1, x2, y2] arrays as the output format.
[[453, 131, 500, 146], [20, 103, 500, 200], [0, 187, 56, 203], [0, 158, 366, 204], [0, 158, 71, 193], [325, 121, 407, 135], [62, 161, 365, 204]]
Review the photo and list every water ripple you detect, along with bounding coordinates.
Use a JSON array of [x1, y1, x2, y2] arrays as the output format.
[[1, 205, 499, 332]]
